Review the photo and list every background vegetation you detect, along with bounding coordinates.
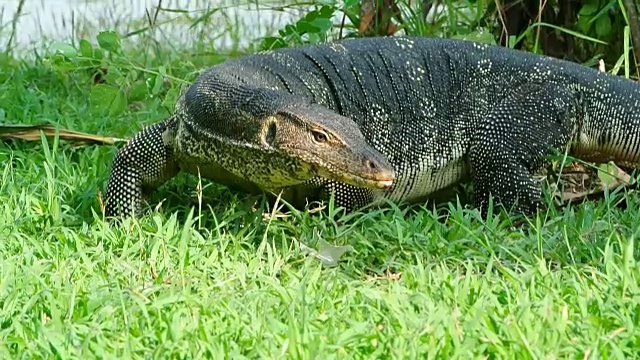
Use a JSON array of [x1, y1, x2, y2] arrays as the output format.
[[1, 0, 639, 358]]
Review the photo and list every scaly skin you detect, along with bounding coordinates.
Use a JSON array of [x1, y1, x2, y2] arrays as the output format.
[[104, 36, 640, 218]]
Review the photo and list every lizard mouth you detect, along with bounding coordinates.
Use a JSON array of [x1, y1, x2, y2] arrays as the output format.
[[318, 169, 395, 189], [357, 176, 395, 189], [376, 179, 394, 188]]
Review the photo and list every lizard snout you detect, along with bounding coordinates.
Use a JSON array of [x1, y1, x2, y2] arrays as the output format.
[[361, 153, 395, 188]]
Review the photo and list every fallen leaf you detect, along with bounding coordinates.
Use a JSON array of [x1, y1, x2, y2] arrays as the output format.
[[597, 162, 632, 189], [550, 160, 636, 207], [299, 238, 353, 267], [0, 123, 126, 145]]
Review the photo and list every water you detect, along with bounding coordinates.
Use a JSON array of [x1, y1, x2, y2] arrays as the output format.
[[0, 0, 308, 51]]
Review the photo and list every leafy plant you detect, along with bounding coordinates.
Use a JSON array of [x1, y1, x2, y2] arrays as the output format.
[[46, 31, 193, 117], [260, 5, 337, 50]]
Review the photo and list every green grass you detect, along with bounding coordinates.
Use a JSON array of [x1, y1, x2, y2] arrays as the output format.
[[2, 9, 640, 360]]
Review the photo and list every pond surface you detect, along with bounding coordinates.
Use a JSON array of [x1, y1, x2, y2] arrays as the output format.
[[0, 0, 305, 51]]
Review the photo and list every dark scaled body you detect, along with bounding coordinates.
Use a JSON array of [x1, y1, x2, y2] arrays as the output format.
[[104, 36, 640, 218]]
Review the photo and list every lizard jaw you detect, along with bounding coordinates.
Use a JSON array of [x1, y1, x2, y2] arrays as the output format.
[[376, 179, 394, 188], [316, 168, 396, 190]]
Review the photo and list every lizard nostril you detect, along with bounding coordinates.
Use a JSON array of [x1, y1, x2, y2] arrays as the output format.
[[365, 159, 377, 170]]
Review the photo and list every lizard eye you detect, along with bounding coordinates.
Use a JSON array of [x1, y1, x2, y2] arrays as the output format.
[[312, 130, 328, 143]]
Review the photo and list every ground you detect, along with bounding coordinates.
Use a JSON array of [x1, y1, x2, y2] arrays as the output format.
[[1, 33, 639, 360]]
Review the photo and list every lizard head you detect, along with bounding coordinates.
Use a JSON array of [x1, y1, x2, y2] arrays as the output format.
[[257, 104, 396, 190], [181, 79, 395, 190]]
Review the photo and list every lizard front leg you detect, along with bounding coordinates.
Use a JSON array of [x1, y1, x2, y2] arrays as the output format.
[[469, 82, 583, 216], [104, 117, 180, 218]]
